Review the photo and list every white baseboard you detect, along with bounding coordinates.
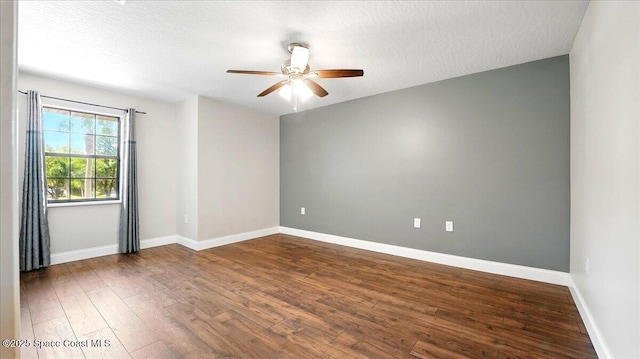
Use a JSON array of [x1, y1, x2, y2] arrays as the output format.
[[51, 227, 570, 286], [568, 279, 613, 359], [50, 228, 280, 265], [279, 226, 571, 286], [176, 236, 199, 250], [177, 227, 280, 251], [50, 243, 118, 265], [139, 235, 178, 249], [50, 235, 178, 265]]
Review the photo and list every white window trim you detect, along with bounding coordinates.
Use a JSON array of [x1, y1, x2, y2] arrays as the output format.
[[48, 200, 121, 208]]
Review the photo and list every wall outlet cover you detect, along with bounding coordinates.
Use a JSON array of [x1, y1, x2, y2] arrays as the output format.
[[445, 221, 454, 232], [585, 257, 590, 274]]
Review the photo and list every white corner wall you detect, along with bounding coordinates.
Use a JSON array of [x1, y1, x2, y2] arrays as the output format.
[[174, 95, 280, 243], [176, 96, 199, 240], [570, 2, 640, 358], [18, 73, 179, 253], [197, 96, 279, 240], [0, 1, 20, 358]]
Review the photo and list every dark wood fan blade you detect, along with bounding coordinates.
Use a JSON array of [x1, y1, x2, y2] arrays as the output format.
[[304, 80, 328, 97], [227, 70, 281, 76], [258, 80, 288, 97], [314, 69, 364, 78]]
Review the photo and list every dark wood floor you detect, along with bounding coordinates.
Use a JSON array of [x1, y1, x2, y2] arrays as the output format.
[[20, 234, 596, 358]]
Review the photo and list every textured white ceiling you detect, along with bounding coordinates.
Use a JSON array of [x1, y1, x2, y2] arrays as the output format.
[[18, 1, 588, 116]]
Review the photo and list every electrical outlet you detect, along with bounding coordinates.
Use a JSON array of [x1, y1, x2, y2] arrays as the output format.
[[413, 218, 421, 228], [585, 257, 590, 274], [184, 214, 188, 224], [445, 221, 453, 232], [301, 207, 305, 215]]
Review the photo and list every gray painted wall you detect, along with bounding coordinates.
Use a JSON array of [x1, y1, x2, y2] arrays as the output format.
[[281, 55, 570, 272]]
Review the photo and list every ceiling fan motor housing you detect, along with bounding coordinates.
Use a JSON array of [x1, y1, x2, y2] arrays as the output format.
[[287, 42, 308, 54], [281, 61, 310, 76]]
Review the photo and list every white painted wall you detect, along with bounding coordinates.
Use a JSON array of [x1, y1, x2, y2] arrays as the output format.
[[14, 75, 280, 252], [176, 96, 199, 240], [18, 73, 178, 253], [570, 2, 640, 358], [0, 1, 20, 358], [197, 96, 279, 240]]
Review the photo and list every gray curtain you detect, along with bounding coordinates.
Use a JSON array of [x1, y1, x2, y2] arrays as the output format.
[[118, 109, 139, 253], [19, 90, 51, 271]]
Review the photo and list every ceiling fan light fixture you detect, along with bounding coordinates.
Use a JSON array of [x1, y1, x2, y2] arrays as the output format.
[[278, 84, 292, 100], [278, 80, 312, 103], [293, 79, 313, 100]]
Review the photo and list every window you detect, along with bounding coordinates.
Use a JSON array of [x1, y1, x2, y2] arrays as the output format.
[[43, 106, 121, 203]]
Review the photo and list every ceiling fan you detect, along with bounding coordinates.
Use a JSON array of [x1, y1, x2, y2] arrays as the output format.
[[227, 43, 364, 101]]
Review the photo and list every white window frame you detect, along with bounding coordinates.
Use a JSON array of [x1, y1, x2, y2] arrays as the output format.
[[41, 97, 126, 207]]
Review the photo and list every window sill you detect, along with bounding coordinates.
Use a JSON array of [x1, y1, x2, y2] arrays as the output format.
[[48, 200, 121, 208]]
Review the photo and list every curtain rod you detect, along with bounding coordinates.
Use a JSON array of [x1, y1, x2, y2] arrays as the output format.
[[17, 90, 146, 115]]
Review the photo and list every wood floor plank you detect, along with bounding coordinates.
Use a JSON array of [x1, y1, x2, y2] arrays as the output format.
[[65, 261, 108, 293], [124, 292, 217, 358], [130, 341, 177, 359], [20, 234, 597, 358], [78, 327, 131, 359], [411, 337, 498, 359], [58, 292, 110, 338], [19, 306, 39, 359], [85, 287, 158, 353], [32, 316, 84, 359], [22, 273, 66, 325]]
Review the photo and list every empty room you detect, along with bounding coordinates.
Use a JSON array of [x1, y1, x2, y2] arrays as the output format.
[[1, 1, 638, 358]]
